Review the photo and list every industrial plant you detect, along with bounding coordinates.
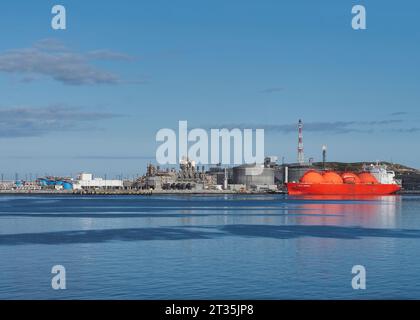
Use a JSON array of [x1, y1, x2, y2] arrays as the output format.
[[1, 119, 419, 194]]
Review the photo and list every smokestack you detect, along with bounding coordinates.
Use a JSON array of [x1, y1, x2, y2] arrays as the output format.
[[223, 168, 228, 190], [297, 119, 304, 164], [322, 145, 327, 168]]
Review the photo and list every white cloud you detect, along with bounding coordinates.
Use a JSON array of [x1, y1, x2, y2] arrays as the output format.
[[0, 105, 122, 138], [0, 39, 136, 85]]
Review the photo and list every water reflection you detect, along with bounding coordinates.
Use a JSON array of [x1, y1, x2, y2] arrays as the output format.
[[286, 195, 401, 228], [0, 194, 419, 299]]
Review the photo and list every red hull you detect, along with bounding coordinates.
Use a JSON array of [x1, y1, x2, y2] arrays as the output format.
[[286, 182, 401, 195]]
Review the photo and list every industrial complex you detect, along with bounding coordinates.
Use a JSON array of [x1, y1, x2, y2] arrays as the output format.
[[1, 120, 419, 194]]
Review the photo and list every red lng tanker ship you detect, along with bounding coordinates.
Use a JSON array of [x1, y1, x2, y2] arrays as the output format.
[[286, 164, 401, 195]]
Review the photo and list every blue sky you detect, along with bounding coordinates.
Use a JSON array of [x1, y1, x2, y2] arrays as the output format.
[[0, 0, 419, 178]]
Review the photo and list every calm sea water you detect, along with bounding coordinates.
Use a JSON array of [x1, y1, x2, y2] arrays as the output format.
[[0, 194, 420, 299]]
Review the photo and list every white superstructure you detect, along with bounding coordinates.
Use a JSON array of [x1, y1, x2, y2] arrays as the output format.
[[366, 164, 399, 185]]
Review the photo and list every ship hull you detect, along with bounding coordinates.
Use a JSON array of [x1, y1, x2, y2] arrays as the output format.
[[286, 183, 401, 195]]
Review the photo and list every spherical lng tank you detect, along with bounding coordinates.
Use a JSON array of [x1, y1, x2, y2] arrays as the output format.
[[299, 170, 325, 184], [322, 171, 344, 184], [341, 172, 361, 184], [358, 172, 379, 184]]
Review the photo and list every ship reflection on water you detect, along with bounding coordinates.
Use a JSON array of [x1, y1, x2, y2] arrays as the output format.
[[286, 195, 401, 228]]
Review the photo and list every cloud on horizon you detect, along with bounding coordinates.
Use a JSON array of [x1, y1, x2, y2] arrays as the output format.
[[0, 155, 155, 160], [209, 120, 404, 134], [0, 39, 137, 85], [260, 87, 284, 94], [0, 105, 122, 138], [389, 111, 408, 116], [386, 127, 420, 133]]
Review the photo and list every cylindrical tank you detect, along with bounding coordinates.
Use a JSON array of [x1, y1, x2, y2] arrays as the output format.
[[358, 172, 379, 184], [341, 172, 361, 184], [300, 170, 325, 184], [233, 164, 274, 186], [322, 171, 343, 184], [288, 166, 312, 183]]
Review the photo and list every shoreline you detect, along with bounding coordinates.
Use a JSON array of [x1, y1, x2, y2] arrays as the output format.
[[1, 190, 419, 196], [0, 189, 283, 195]]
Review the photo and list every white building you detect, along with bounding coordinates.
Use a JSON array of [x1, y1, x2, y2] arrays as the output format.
[[73, 173, 123, 190]]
